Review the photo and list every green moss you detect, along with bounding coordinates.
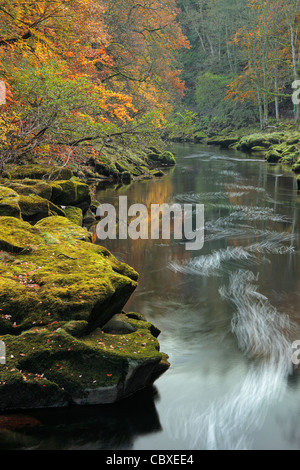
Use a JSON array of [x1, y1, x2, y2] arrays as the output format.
[[50, 180, 91, 207], [237, 132, 285, 151], [0, 186, 21, 219], [0, 217, 42, 253], [0, 313, 169, 409], [0, 217, 138, 333], [250, 146, 267, 153], [265, 150, 282, 163], [84, 313, 162, 362], [3, 180, 53, 200], [280, 153, 299, 165], [18, 194, 65, 223], [292, 161, 300, 173], [147, 150, 176, 166], [64, 206, 83, 226], [4, 165, 73, 181], [0, 199, 170, 409], [84, 145, 171, 180]]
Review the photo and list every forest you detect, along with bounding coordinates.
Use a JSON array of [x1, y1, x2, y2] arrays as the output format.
[[1, 0, 299, 172]]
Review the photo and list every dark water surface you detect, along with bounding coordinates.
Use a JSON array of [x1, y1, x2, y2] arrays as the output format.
[[1, 144, 299, 450]]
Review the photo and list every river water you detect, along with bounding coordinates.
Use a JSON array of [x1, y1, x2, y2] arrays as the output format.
[[0, 143, 299, 450]]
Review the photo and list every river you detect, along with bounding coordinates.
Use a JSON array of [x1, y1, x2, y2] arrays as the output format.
[[0, 143, 299, 450]]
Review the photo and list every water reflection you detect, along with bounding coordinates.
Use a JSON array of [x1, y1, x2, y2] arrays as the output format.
[[95, 144, 300, 450], [1, 143, 299, 450], [0, 387, 161, 450]]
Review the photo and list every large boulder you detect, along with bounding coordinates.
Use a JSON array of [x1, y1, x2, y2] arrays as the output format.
[[50, 180, 91, 211], [146, 150, 176, 167], [237, 132, 284, 151], [18, 195, 66, 223], [0, 185, 66, 223], [0, 178, 92, 224], [265, 149, 282, 163], [64, 206, 83, 226], [0, 216, 169, 409], [3, 180, 53, 200], [206, 136, 239, 148], [3, 165, 73, 181]]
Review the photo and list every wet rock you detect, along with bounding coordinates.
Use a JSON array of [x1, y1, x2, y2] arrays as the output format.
[[121, 172, 131, 184], [82, 208, 96, 226], [237, 132, 284, 151], [207, 136, 239, 148], [265, 149, 282, 163]]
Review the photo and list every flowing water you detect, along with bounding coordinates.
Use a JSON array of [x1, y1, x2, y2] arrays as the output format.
[[0, 143, 299, 450]]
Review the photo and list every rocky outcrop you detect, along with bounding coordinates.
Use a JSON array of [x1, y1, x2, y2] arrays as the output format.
[[3, 165, 73, 181], [206, 136, 240, 148], [0, 186, 21, 219], [210, 131, 300, 186], [146, 148, 176, 166], [0, 174, 92, 226], [0, 216, 169, 410]]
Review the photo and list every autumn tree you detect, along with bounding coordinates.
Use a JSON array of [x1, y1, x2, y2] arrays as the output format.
[[0, 0, 189, 170], [226, 0, 300, 127]]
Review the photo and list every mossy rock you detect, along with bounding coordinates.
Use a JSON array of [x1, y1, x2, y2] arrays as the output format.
[[194, 131, 208, 143], [64, 206, 83, 226], [50, 180, 91, 208], [0, 217, 41, 253], [286, 133, 300, 144], [150, 169, 164, 177], [237, 132, 284, 151], [238, 134, 270, 150], [0, 216, 138, 333], [90, 199, 101, 214], [147, 150, 176, 167], [0, 184, 66, 224], [0, 312, 169, 409], [0, 186, 21, 219], [4, 180, 53, 200], [0, 217, 169, 409], [281, 144, 298, 156], [265, 150, 282, 163], [280, 153, 299, 165], [292, 161, 300, 173], [251, 146, 268, 153], [269, 143, 288, 154], [207, 136, 239, 148], [18, 194, 66, 223], [4, 165, 73, 181]]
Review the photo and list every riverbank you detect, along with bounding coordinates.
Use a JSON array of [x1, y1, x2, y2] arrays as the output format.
[[0, 154, 175, 410], [167, 121, 300, 190]]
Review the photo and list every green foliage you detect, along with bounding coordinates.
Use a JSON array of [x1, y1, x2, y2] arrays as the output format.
[[165, 110, 202, 141], [195, 72, 257, 126]]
